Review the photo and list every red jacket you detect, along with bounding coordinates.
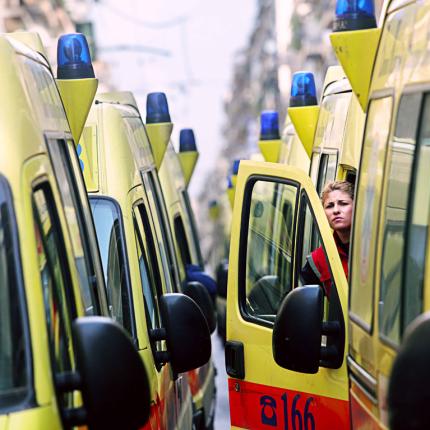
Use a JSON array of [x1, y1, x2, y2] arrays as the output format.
[[308, 233, 349, 297]]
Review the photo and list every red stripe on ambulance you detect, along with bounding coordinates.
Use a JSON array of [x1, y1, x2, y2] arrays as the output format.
[[229, 379, 350, 429]]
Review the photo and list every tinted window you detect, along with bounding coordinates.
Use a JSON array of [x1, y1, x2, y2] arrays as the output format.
[[243, 180, 298, 323], [316, 152, 338, 196], [350, 97, 392, 330], [33, 185, 75, 408], [90, 198, 133, 335], [47, 139, 100, 315], [133, 203, 162, 333], [0, 178, 30, 408], [379, 93, 421, 344], [181, 189, 204, 267], [403, 94, 430, 330], [174, 215, 192, 269], [143, 172, 176, 293]]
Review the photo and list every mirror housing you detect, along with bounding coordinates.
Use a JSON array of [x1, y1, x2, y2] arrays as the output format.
[[272, 286, 324, 374], [388, 312, 430, 430], [183, 281, 216, 334], [160, 293, 211, 374], [71, 317, 150, 430], [216, 259, 229, 299]]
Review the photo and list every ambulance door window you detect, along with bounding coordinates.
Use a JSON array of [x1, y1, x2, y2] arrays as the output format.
[[379, 93, 421, 345], [133, 203, 163, 352], [316, 152, 338, 196], [403, 94, 430, 330], [350, 97, 393, 331], [144, 171, 180, 291], [47, 139, 100, 315], [181, 189, 204, 267], [0, 177, 31, 410], [89, 197, 135, 337], [174, 215, 192, 269], [242, 179, 298, 324], [296, 192, 343, 333], [311, 152, 337, 251], [32, 184, 76, 409]]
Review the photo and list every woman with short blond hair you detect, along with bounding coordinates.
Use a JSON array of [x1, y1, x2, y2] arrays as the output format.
[[302, 180, 354, 295]]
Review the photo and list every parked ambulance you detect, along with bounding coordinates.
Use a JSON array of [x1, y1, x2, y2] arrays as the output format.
[[0, 32, 150, 430], [79, 90, 212, 429], [226, 0, 430, 428]]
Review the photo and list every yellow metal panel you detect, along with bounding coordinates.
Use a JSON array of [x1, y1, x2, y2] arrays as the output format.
[[8, 405, 61, 430], [330, 28, 382, 111], [339, 94, 366, 171], [257, 139, 283, 163], [146, 122, 173, 169], [178, 151, 199, 187], [56, 78, 98, 144], [288, 106, 320, 158], [227, 187, 235, 209]]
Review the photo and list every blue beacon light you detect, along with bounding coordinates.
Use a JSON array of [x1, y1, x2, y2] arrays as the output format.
[[146, 92, 171, 124], [260, 111, 280, 141], [57, 33, 94, 79], [227, 176, 233, 189], [179, 129, 197, 152], [333, 0, 377, 32], [289, 72, 318, 107], [232, 160, 241, 176]]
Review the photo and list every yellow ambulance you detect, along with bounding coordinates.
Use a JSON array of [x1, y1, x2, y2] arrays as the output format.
[[226, 0, 430, 428], [154, 111, 216, 430], [79, 90, 212, 430], [0, 32, 150, 430], [330, 0, 430, 426]]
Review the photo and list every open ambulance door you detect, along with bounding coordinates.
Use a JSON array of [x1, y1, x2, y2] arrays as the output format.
[[225, 160, 350, 429]]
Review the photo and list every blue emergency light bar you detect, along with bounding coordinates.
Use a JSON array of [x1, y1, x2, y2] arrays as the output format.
[[179, 129, 197, 152], [333, 0, 376, 32], [290, 72, 318, 107], [260, 111, 280, 140], [57, 33, 95, 79], [146, 92, 171, 124], [232, 159, 241, 175]]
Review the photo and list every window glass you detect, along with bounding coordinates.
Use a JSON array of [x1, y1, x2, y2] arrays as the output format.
[[297, 193, 343, 353], [350, 97, 393, 329], [174, 215, 192, 269], [181, 189, 204, 267], [379, 93, 421, 344], [90, 198, 132, 334], [244, 180, 297, 322], [316, 153, 338, 197], [0, 178, 29, 406], [48, 139, 99, 315], [298, 196, 324, 287], [142, 172, 175, 293], [33, 185, 75, 408], [133, 204, 162, 332], [403, 94, 430, 330]]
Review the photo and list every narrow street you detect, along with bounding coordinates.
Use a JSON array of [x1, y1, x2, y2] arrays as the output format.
[[212, 334, 230, 429]]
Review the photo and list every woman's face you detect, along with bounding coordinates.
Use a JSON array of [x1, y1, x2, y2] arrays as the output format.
[[323, 190, 353, 233]]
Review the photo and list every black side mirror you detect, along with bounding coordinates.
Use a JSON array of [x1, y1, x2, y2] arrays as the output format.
[[155, 293, 211, 374], [272, 286, 324, 374], [216, 260, 229, 299], [388, 312, 430, 430], [183, 281, 216, 334], [61, 317, 150, 430]]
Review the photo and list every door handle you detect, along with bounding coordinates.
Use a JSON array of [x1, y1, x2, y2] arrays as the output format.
[[225, 340, 245, 379]]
